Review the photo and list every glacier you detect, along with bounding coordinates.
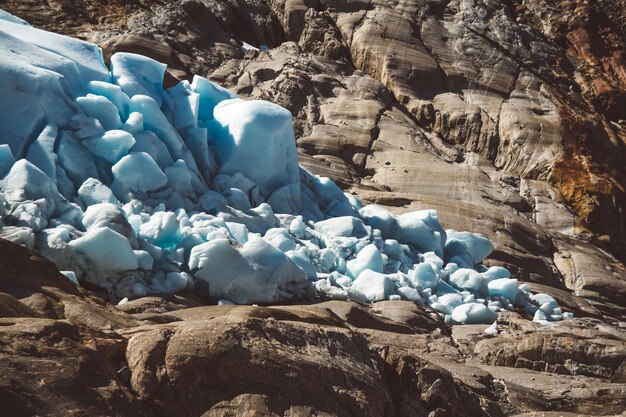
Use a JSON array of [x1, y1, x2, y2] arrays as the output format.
[[0, 10, 570, 324]]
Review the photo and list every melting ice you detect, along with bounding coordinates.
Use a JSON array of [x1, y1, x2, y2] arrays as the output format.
[[0, 10, 570, 324]]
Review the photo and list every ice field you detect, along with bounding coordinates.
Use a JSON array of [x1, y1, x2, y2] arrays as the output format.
[[0, 10, 570, 324]]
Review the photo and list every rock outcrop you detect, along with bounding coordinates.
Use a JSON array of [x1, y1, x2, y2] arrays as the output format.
[[1, 239, 625, 416]]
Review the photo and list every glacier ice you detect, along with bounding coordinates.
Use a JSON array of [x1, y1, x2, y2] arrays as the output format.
[[0, 10, 573, 324]]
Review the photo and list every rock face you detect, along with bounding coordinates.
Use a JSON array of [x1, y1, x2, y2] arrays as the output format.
[[1, 239, 625, 416], [2, 0, 623, 321]]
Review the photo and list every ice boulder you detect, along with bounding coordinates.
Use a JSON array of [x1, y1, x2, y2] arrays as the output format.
[[83, 130, 136, 164], [449, 268, 486, 294], [138, 211, 181, 248], [76, 94, 123, 130], [314, 216, 368, 238], [445, 231, 494, 264], [69, 227, 138, 273], [77, 178, 119, 206], [0, 144, 15, 178], [0, 159, 65, 216], [487, 278, 519, 301], [111, 152, 168, 198], [0, 30, 79, 158], [0, 18, 108, 84], [110, 52, 166, 105], [189, 237, 310, 304], [191, 75, 236, 121], [81, 203, 136, 244], [360, 205, 445, 254], [210, 99, 301, 204], [349, 270, 395, 302], [409, 262, 439, 290], [87, 81, 131, 120], [128, 95, 184, 155], [25, 124, 57, 181], [346, 244, 384, 278], [164, 80, 199, 130], [451, 303, 498, 324]]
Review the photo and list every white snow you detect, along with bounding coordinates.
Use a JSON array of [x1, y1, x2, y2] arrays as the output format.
[[0, 10, 572, 325]]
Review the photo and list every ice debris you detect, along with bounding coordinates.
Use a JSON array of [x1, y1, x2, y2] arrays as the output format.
[[0, 10, 572, 324]]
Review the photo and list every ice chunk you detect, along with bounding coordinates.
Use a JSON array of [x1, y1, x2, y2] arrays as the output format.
[[87, 80, 131, 120], [318, 248, 337, 272], [191, 75, 236, 121], [359, 204, 396, 236], [449, 268, 486, 294], [110, 53, 166, 105], [349, 270, 395, 302], [0, 226, 35, 248], [61, 270, 79, 285], [0, 31, 79, 158], [395, 210, 445, 254], [314, 278, 349, 300], [286, 249, 317, 279], [164, 80, 199, 130], [307, 176, 358, 217], [139, 211, 180, 248], [314, 216, 367, 238], [134, 250, 153, 270], [0, 9, 29, 25], [189, 237, 310, 304], [346, 244, 384, 278], [0, 144, 15, 178], [0, 159, 65, 216], [128, 95, 184, 155], [81, 203, 136, 243], [163, 272, 192, 292], [225, 222, 249, 244], [360, 205, 445, 254], [218, 203, 280, 234], [130, 131, 174, 169], [210, 99, 300, 202], [122, 112, 143, 134], [76, 94, 123, 130], [482, 266, 511, 282], [83, 130, 136, 164], [10, 202, 47, 231], [25, 124, 57, 181], [484, 321, 498, 335], [0, 18, 107, 85], [264, 228, 296, 252], [451, 303, 497, 324], [446, 231, 494, 264], [487, 278, 519, 301], [409, 263, 439, 290], [112, 152, 168, 197], [56, 132, 99, 188], [78, 178, 119, 206], [164, 159, 195, 197], [69, 227, 138, 272], [397, 286, 422, 302]]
